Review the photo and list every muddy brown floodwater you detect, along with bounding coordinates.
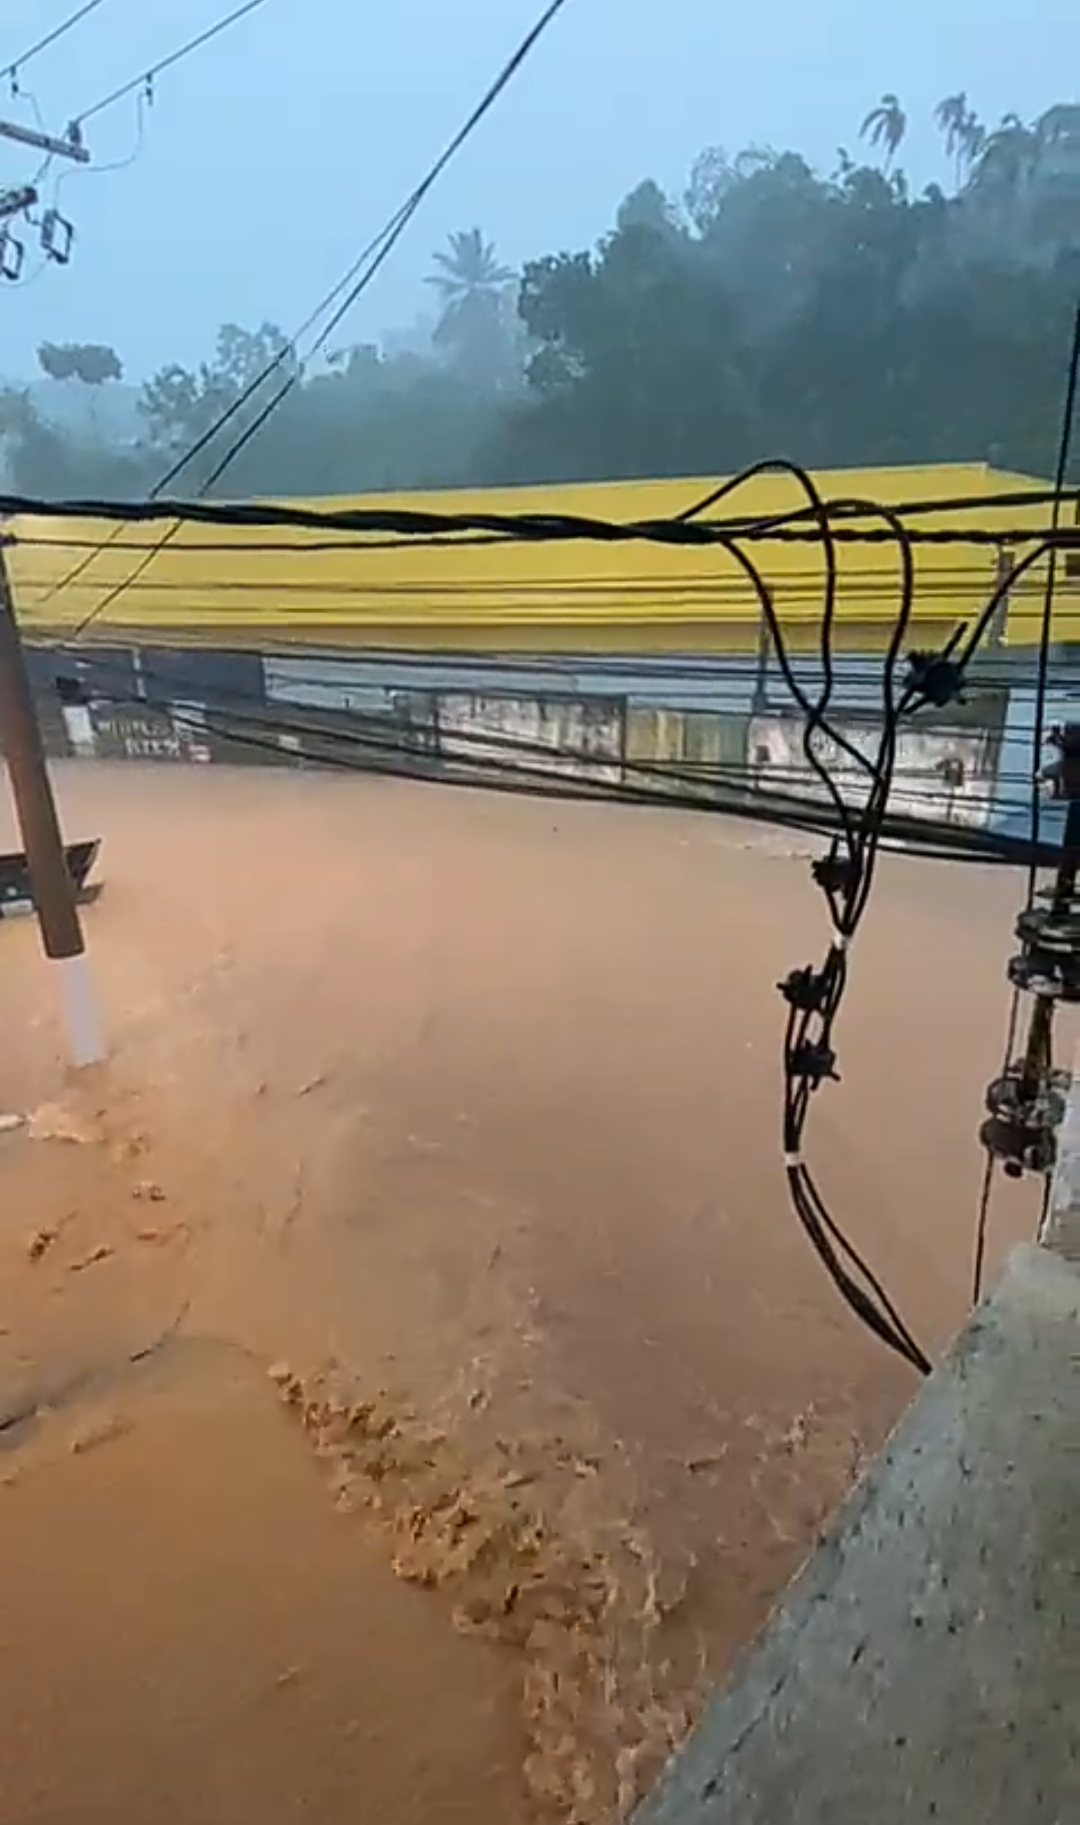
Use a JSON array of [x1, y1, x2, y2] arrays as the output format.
[[0, 762, 1041, 1823]]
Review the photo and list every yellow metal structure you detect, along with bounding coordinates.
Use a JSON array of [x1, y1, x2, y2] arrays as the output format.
[[9, 462, 1076, 655]]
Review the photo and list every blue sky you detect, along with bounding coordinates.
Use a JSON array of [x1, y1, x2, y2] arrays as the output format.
[[0, 0, 1072, 380]]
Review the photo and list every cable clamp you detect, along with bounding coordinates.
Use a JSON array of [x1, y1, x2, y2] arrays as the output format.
[[783, 1151, 803, 1169], [812, 850, 858, 899], [778, 964, 827, 1013], [906, 649, 965, 709], [830, 930, 849, 953], [789, 1039, 840, 1086]]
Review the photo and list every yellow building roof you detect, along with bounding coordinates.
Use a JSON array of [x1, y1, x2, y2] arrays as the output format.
[[10, 461, 1076, 655]]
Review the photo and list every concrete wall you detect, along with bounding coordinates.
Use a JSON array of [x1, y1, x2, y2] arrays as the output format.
[[748, 713, 1000, 830], [436, 691, 624, 785], [28, 648, 1010, 831], [636, 1077, 1080, 1825]]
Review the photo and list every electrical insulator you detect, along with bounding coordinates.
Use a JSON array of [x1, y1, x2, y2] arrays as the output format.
[[41, 208, 74, 265], [0, 229, 24, 281]]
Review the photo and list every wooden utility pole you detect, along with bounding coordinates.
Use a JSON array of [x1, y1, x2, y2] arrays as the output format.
[[0, 536, 104, 1066]]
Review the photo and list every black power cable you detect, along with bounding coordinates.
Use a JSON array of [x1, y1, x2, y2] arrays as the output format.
[[69, 0, 271, 130], [9, 479, 1075, 641], [155, 0, 574, 496], [1, 1, 111, 88], [8, 0, 276, 624], [68, 665, 1039, 866], [764, 469, 938, 1375], [55, 639, 1017, 827], [6, 488, 1080, 546], [24, 0, 575, 639]]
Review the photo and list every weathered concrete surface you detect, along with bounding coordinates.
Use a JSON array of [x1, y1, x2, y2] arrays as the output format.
[[1041, 1041, 1080, 1261], [637, 1242, 1080, 1825]]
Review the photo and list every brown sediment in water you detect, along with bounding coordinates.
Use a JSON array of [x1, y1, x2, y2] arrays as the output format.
[[0, 762, 1042, 1822]]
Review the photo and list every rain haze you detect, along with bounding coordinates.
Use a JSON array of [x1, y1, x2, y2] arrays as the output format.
[[0, 0, 1073, 377]]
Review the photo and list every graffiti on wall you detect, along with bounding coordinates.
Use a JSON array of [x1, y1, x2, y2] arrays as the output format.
[[88, 703, 212, 765], [436, 693, 623, 784], [32, 641, 1015, 844]]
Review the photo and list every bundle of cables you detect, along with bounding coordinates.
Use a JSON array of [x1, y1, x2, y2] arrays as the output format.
[[764, 300, 1079, 1376], [725, 468, 979, 1379]]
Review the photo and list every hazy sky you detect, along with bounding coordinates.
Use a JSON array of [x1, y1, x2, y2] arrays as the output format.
[[0, 0, 1071, 381]]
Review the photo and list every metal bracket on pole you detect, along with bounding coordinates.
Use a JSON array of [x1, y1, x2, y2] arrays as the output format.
[[0, 185, 37, 224], [0, 117, 89, 164], [980, 724, 1080, 1180]]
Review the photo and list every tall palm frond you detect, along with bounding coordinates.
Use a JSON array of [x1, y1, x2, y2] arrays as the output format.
[[860, 94, 907, 169]]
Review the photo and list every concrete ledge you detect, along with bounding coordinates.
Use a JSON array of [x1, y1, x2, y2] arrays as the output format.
[[1041, 1042, 1080, 1262], [637, 1244, 1080, 1825]]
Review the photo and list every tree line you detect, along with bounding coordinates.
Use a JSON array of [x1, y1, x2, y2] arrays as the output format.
[[2, 93, 1078, 502]]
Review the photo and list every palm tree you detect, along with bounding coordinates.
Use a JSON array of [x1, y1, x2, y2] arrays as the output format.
[[934, 94, 970, 190], [860, 94, 907, 171], [935, 92, 985, 189], [975, 114, 1040, 193], [426, 228, 514, 347]]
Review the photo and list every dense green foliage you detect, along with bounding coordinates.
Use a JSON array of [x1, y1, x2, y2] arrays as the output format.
[[2, 96, 1078, 500]]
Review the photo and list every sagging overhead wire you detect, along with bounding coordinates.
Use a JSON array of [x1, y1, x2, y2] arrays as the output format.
[[152, 0, 576, 497], [7, 413, 1073, 635], [66, 660, 1038, 867], [27, 0, 575, 637], [43, 638, 1038, 799], [728, 465, 936, 1374], [1, 0, 112, 89], [14, 500, 1072, 659], [68, 0, 272, 131], [6, 485, 1079, 548], [1, 4, 276, 618]]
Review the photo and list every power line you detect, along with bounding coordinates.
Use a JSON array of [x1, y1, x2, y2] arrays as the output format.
[[28, 630, 1045, 728], [153, 0, 576, 497], [0, 4, 268, 291], [1, 0, 111, 88], [69, 0, 272, 129], [63, 666, 1043, 866], [7, 477, 1073, 650], [5, 488, 1079, 547], [738, 464, 960, 1374], [5, 531, 1055, 586], [27, 0, 575, 637]]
